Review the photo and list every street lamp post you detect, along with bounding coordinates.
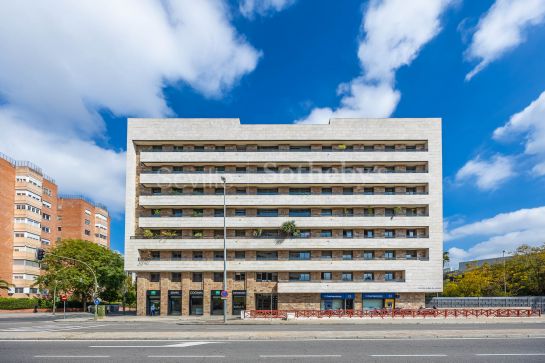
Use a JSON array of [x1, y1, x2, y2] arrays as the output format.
[[503, 250, 507, 295], [221, 176, 227, 323]]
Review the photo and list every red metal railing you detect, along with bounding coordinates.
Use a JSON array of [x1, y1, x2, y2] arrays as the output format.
[[244, 308, 542, 319]]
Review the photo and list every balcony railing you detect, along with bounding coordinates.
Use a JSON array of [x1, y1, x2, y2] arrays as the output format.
[[140, 191, 429, 196], [140, 213, 429, 218], [140, 169, 428, 175], [141, 148, 428, 153], [277, 279, 406, 283], [129, 234, 429, 240], [137, 256, 428, 262]]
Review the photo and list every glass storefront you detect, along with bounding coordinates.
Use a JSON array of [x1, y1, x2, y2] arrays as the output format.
[[320, 293, 355, 310], [146, 290, 160, 316], [362, 293, 396, 310], [255, 293, 278, 310], [168, 290, 182, 315], [232, 290, 246, 315], [211, 290, 224, 315], [189, 290, 203, 315]]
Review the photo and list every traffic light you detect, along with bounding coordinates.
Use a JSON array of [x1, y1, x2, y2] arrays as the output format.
[[36, 248, 45, 261]]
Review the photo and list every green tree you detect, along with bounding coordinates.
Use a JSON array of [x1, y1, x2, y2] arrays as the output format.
[[35, 239, 125, 309], [443, 251, 450, 268], [281, 220, 300, 237], [0, 279, 13, 291]]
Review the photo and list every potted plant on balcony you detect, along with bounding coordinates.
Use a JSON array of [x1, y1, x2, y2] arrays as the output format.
[[394, 206, 404, 217], [281, 220, 300, 237], [337, 144, 346, 150], [252, 228, 263, 238], [193, 231, 203, 239], [160, 230, 177, 238], [152, 209, 161, 217], [143, 229, 155, 239]]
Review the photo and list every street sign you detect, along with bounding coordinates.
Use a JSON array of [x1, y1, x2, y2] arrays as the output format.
[[94, 298, 101, 305], [60, 295, 67, 302], [220, 290, 228, 299]]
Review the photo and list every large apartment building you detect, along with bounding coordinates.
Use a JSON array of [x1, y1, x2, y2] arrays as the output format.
[[125, 118, 443, 316], [0, 153, 110, 297], [58, 196, 110, 248]]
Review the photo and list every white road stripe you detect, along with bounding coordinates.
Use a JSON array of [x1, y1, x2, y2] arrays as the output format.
[[89, 341, 214, 348], [260, 355, 342, 358], [370, 354, 448, 357], [476, 353, 545, 356], [34, 356, 110, 358]]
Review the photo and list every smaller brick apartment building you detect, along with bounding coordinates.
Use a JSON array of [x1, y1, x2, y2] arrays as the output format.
[[0, 152, 110, 297]]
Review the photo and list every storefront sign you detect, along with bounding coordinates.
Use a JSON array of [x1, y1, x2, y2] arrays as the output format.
[[232, 290, 247, 296], [147, 290, 160, 296], [362, 293, 395, 299], [189, 290, 203, 296], [320, 293, 355, 300], [168, 290, 182, 297], [211, 290, 222, 296]]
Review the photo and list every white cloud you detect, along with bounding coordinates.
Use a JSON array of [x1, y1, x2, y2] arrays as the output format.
[[455, 154, 515, 190], [446, 206, 545, 268], [465, 0, 545, 80], [239, 0, 296, 18], [296, 0, 452, 124], [0, 0, 260, 213]]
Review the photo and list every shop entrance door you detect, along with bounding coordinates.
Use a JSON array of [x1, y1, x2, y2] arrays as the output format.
[[211, 292, 224, 315], [168, 291, 182, 315], [146, 290, 161, 316], [189, 290, 203, 315], [232, 291, 246, 315]]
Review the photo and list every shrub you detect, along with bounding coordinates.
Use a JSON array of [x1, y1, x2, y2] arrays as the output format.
[[281, 221, 300, 237], [0, 297, 39, 310]]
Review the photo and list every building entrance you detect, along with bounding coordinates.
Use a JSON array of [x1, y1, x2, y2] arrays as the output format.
[[211, 290, 224, 315], [146, 290, 160, 316], [320, 293, 355, 310], [362, 293, 396, 310], [189, 290, 203, 315], [168, 290, 182, 315], [232, 290, 246, 315]]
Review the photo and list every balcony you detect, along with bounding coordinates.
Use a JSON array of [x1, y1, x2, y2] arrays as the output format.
[[277, 280, 408, 293]]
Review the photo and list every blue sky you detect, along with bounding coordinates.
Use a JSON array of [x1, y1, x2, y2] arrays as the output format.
[[1, 0, 545, 269]]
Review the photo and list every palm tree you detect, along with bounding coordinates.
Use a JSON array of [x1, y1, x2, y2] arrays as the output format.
[[443, 251, 450, 267], [0, 279, 13, 291]]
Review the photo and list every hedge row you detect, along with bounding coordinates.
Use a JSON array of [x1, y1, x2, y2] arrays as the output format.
[[0, 298, 83, 310]]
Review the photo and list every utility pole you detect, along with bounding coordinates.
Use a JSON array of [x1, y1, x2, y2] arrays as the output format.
[[503, 250, 507, 295], [221, 176, 227, 323]]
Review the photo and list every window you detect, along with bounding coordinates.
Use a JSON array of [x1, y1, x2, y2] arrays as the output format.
[[234, 251, 246, 260], [364, 145, 375, 151], [234, 272, 246, 281], [289, 209, 310, 217], [256, 251, 277, 260], [214, 166, 225, 173], [236, 188, 247, 195], [43, 213, 51, 221], [322, 167, 333, 173], [385, 145, 395, 151], [257, 188, 278, 195], [363, 166, 374, 173], [406, 250, 417, 259], [192, 251, 203, 260], [194, 146, 204, 151], [173, 187, 183, 195], [320, 209, 332, 216], [235, 167, 246, 173], [213, 272, 223, 282], [289, 188, 311, 195], [214, 230, 224, 239], [289, 272, 310, 281], [384, 251, 395, 260], [364, 208, 375, 216], [214, 209, 224, 217], [194, 166, 204, 173], [236, 145, 247, 151], [364, 229, 374, 238], [384, 272, 394, 281], [321, 251, 332, 260], [215, 188, 224, 195], [321, 188, 332, 195], [385, 187, 395, 195], [298, 230, 311, 238], [385, 208, 395, 217], [343, 187, 353, 195], [320, 230, 332, 237], [29, 288, 38, 294], [406, 166, 417, 173], [173, 166, 183, 173], [150, 273, 160, 282], [14, 288, 24, 293], [215, 146, 225, 151], [322, 146, 332, 151], [171, 272, 181, 282], [363, 187, 374, 195], [256, 272, 277, 282], [235, 230, 246, 237], [172, 209, 183, 217], [152, 145, 162, 151], [384, 229, 395, 238], [363, 251, 374, 260], [289, 251, 311, 260], [290, 145, 311, 151], [257, 209, 278, 217], [321, 272, 332, 281], [57, 227, 62, 232], [213, 251, 224, 260], [84, 229, 90, 236], [171, 251, 182, 260], [258, 145, 279, 151], [406, 145, 416, 151], [341, 272, 353, 281], [406, 229, 417, 238], [363, 272, 374, 281], [385, 166, 395, 173], [235, 209, 246, 216], [192, 272, 203, 282], [342, 251, 353, 260], [406, 187, 417, 195], [344, 208, 353, 216], [343, 230, 353, 238], [192, 209, 203, 217], [84, 219, 90, 225], [193, 188, 204, 195], [406, 208, 418, 216]]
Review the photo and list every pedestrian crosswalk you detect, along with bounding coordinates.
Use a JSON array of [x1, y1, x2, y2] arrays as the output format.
[[0, 324, 106, 332]]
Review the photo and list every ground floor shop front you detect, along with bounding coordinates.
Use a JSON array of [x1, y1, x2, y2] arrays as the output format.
[[138, 288, 425, 316]]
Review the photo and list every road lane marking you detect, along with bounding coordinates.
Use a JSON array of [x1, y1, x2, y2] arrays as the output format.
[[370, 354, 448, 357], [260, 355, 342, 358], [148, 356, 224, 359], [89, 341, 215, 348], [476, 353, 545, 356], [1, 324, 108, 332], [34, 356, 110, 358]]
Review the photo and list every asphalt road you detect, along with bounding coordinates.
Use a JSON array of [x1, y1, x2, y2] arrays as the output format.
[[1, 337, 545, 362]]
